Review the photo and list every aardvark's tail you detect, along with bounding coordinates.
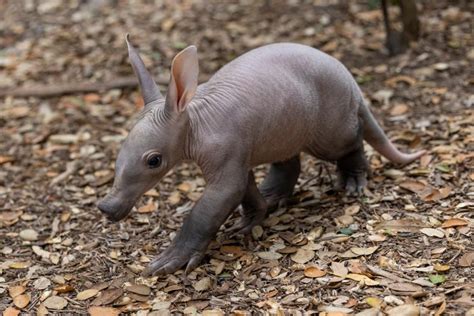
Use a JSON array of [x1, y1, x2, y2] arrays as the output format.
[[359, 102, 426, 165]]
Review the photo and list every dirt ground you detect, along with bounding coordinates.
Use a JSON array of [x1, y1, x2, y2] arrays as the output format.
[[0, 0, 473, 315]]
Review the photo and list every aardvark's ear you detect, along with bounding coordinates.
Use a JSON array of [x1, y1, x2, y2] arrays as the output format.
[[165, 45, 199, 113], [126, 34, 162, 105]]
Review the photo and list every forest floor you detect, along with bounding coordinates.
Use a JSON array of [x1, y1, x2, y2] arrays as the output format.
[[0, 0, 473, 315]]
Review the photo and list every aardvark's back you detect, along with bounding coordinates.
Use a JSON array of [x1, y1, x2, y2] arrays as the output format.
[[190, 43, 363, 165]]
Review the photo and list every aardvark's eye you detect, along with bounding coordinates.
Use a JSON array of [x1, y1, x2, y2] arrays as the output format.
[[146, 153, 162, 169]]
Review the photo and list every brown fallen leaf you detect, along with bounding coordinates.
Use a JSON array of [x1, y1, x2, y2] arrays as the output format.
[[346, 273, 379, 286], [3, 307, 20, 316], [202, 310, 224, 316], [304, 266, 327, 278], [385, 75, 417, 87], [435, 300, 446, 316], [91, 288, 123, 306], [43, 296, 68, 310], [399, 180, 427, 193], [37, 304, 48, 316], [19, 229, 38, 241], [0, 211, 23, 225], [388, 282, 422, 293], [193, 277, 212, 291], [344, 204, 360, 215], [88, 306, 121, 316], [419, 187, 452, 202], [376, 219, 425, 233], [8, 285, 26, 298], [390, 103, 409, 116], [137, 200, 157, 213], [54, 284, 75, 293], [441, 218, 469, 228], [256, 251, 282, 260], [420, 228, 445, 238], [366, 297, 382, 309], [291, 249, 315, 264], [331, 262, 348, 277], [13, 293, 30, 309], [0, 155, 14, 165], [9, 261, 31, 269], [76, 288, 99, 300], [386, 304, 420, 316], [350, 246, 379, 256], [125, 284, 151, 296], [434, 263, 450, 272], [459, 252, 474, 267]]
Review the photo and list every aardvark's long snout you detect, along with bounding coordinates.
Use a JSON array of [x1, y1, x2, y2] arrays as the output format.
[[97, 190, 137, 222]]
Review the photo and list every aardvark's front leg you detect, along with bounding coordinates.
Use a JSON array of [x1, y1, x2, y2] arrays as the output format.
[[143, 163, 248, 276]]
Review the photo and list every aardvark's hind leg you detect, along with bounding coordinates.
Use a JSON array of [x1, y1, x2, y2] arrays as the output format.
[[260, 155, 301, 210], [336, 145, 369, 195], [233, 171, 268, 234]]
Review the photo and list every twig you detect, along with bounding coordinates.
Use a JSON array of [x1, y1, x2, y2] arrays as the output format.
[[49, 160, 80, 187], [0, 76, 167, 98], [366, 264, 410, 283]]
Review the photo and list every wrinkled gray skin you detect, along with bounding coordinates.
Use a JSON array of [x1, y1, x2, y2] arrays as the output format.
[[98, 36, 425, 276]]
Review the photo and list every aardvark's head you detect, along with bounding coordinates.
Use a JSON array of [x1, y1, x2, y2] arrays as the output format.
[[98, 35, 199, 221]]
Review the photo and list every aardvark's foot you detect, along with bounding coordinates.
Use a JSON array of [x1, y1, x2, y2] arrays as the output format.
[[336, 146, 369, 196], [337, 170, 368, 196], [230, 205, 267, 235], [142, 241, 207, 276]]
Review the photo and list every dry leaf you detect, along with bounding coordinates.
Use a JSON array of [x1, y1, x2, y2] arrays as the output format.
[[167, 191, 181, 205], [350, 246, 379, 256], [304, 266, 327, 278], [202, 310, 224, 316], [385, 75, 417, 87], [441, 218, 469, 228], [0, 211, 22, 224], [43, 296, 68, 310], [344, 205, 360, 215], [8, 285, 26, 298], [0, 155, 14, 165], [376, 219, 425, 233], [3, 307, 20, 316], [420, 228, 445, 238], [390, 103, 409, 116], [125, 284, 151, 296], [193, 277, 211, 291], [386, 304, 420, 316], [433, 263, 450, 272], [91, 288, 123, 306], [37, 304, 48, 316], [399, 180, 426, 193], [137, 200, 157, 213], [331, 262, 348, 277], [346, 273, 379, 286], [256, 251, 282, 260], [13, 293, 30, 309], [366, 297, 382, 309], [335, 214, 354, 226], [34, 277, 51, 290], [32, 246, 51, 260], [88, 307, 121, 316], [459, 252, 474, 267], [19, 229, 38, 241], [76, 288, 99, 300], [291, 249, 315, 264], [54, 284, 75, 293], [388, 282, 422, 292]]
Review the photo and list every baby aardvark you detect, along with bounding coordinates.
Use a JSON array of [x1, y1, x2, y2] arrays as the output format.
[[98, 35, 424, 275]]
